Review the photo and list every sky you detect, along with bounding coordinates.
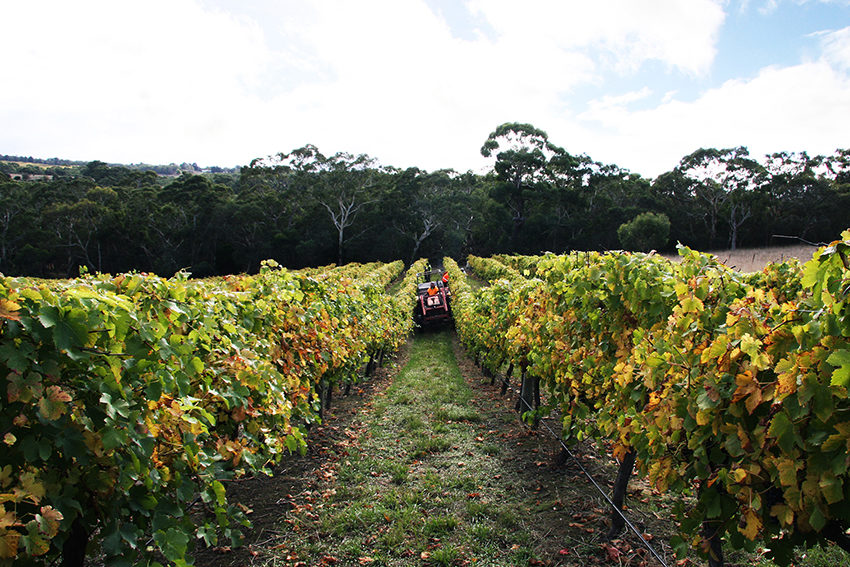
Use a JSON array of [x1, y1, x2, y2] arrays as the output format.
[[2, 0, 849, 179]]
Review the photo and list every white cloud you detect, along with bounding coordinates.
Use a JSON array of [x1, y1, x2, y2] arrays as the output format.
[[4, 0, 845, 182], [1, 0, 271, 164], [819, 26, 850, 70], [574, 49, 850, 177], [467, 0, 726, 75]]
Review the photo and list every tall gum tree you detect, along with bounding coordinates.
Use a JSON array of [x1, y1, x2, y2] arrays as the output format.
[[480, 123, 566, 249], [676, 147, 765, 250], [249, 145, 381, 266]]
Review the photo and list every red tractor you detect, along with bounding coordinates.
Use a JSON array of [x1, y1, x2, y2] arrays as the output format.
[[414, 269, 452, 328]]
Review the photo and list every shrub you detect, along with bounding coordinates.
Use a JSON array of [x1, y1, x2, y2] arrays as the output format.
[[617, 212, 671, 252]]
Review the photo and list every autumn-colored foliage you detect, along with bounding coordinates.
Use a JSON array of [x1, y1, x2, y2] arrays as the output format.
[[448, 229, 850, 565], [0, 259, 418, 564]]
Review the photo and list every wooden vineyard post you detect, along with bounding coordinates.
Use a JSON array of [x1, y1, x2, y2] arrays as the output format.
[[607, 449, 637, 539]]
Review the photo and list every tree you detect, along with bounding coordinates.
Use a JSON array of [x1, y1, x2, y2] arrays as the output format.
[[676, 147, 765, 250], [0, 180, 26, 272], [617, 212, 671, 252], [762, 151, 847, 246], [481, 123, 565, 249], [44, 186, 120, 274], [386, 168, 460, 264], [157, 174, 228, 276], [312, 152, 380, 265]]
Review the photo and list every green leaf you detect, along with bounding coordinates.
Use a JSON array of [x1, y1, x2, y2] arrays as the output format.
[[831, 366, 850, 388], [769, 412, 798, 453], [812, 383, 835, 423], [100, 392, 131, 419], [669, 534, 689, 558], [37, 305, 60, 328], [809, 505, 827, 531], [120, 522, 141, 548], [154, 527, 190, 563], [819, 472, 844, 505], [739, 334, 762, 359], [828, 349, 850, 387], [212, 481, 226, 506], [705, 492, 722, 518], [188, 356, 204, 376], [101, 427, 127, 451]]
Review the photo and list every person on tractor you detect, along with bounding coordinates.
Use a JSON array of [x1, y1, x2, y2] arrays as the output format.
[[428, 282, 438, 296]]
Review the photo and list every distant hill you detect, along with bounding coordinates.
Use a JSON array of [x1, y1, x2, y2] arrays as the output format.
[[0, 154, 239, 175]]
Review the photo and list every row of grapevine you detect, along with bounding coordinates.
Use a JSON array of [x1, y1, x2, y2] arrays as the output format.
[[0, 259, 418, 566], [447, 230, 850, 565]]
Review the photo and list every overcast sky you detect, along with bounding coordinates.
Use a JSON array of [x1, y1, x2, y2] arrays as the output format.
[[2, 0, 849, 178]]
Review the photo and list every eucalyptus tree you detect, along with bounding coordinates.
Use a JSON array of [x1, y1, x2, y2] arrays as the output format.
[[385, 167, 463, 264], [762, 151, 844, 245], [158, 174, 229, 276], [481, 122, 566, 250], [43, 186, 121, 275], [676, 147, 765, 250], [0, 180, 27, 273], [315, 152, 383, 265]]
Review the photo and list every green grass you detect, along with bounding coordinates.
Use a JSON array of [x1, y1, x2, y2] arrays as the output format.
[[220, 328, 850, 567], [262, 330, 554, 566]]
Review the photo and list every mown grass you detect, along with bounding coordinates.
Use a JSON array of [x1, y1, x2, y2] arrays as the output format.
[[247, 329, 850, 567], [263, 330, 550, 566]]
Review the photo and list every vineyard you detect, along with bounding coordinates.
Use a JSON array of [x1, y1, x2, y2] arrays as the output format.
[[0, 259, 427, 566], [2, 229, 850, 566], [447, 229, 850, 566]]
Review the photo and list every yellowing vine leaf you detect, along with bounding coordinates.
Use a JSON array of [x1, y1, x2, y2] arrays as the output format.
[[0, 299, 21, 322], [738, 508, 762, 540], [38, 386, 72, 421], [0, 529, 20, 559], [0, 507, 17, 530]]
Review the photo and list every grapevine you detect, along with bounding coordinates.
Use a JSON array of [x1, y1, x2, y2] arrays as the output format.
[[0, 259, 413, 566], [450, 230, 850, 565]]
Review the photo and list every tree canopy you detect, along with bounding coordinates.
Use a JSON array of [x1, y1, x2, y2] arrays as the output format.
[[1, 128, 848, 277]]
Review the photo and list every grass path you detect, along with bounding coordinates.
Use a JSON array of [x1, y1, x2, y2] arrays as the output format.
[[200, 330, 850, 567], [263, 330, 570, 566], [191, 329, 636, 567]]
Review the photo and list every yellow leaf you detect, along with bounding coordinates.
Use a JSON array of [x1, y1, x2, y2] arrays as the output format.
[[38, 386, 71, 421], [777, 369, 798, 395], [732, 468, 748, 483], [745, 387, 763, 415], [0, 528, 20, 559], [702, 335, 730, 364], [776, 458, 799, 487], [0, 507, 17, 530], [18, 472, 45, 504], [770, 503, 794, 527], [739, 508, 762, 540], [26, 535, 50, 556], [46, 385, 71, 403], [732, 371, 758, 402], [0, 299, 21, 322], [681, 296, 704, 313], [144, 416, 161, 438], [37, 506, 63, 538], [612, 443, 630, 462], [740, 334, 763, 360]]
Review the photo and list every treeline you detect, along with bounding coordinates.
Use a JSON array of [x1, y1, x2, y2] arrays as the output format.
[[1, 123, 849, 277], [0, 155, 237, 178]]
